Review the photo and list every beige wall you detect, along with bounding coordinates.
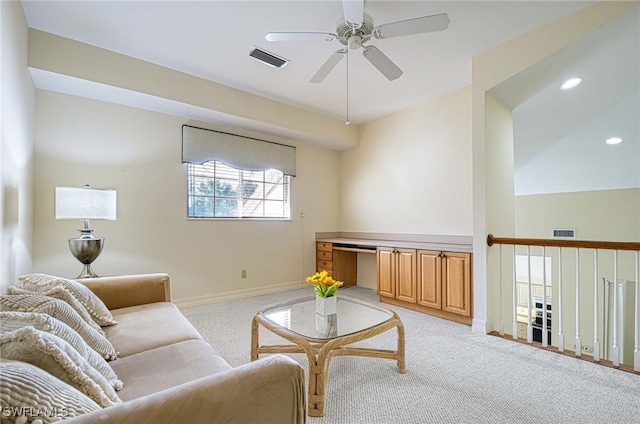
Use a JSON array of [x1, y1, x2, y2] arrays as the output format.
[[1, 1, 35, 292], [340, 86, 473, 236], [33, 90, 340, 304], [515, 188, 640, 243], [484, 94, 515, 334]]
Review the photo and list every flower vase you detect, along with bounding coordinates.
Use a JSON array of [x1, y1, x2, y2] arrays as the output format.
[[315, 311, 338, 338], [315, 295, 337, 316]]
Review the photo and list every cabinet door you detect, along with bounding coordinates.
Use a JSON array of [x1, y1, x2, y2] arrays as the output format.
[[333, 250, 357, 286], [417, 250, 441, 309], [395, 249, 417, 303], [377, 248, 395, 298], [441, 252, 472, 317]]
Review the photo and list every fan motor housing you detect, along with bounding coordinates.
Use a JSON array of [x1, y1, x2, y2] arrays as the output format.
[[336, 14, 374, 47]]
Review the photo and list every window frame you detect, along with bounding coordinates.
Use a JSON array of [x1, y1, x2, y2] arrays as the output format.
[[186, 161, 291, 220]]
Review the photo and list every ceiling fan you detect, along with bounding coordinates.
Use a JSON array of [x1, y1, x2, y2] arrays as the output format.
[[265, 0, 450, 83]]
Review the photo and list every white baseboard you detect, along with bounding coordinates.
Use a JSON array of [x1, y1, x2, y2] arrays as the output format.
[[174, 281, 304, 309], [472, 318, 488, 334]]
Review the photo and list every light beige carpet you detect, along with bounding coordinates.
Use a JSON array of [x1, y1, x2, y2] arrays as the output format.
[[182, 286, 640, 424]]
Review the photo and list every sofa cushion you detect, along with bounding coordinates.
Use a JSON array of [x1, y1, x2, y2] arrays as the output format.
[[105, 302, 202, 357], [0, 359, 101, 422], [0, 327, 121, 408], [18, 273, 117, 326], [0, 311, 123, 391], [110, 339, 231, 401], [0, 294, 118, 360]]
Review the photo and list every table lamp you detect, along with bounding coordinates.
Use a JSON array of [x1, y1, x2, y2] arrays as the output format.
[[55, 185, 117, 278]]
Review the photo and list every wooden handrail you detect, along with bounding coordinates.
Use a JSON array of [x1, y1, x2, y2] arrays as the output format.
[[487, 234, 640, 251]]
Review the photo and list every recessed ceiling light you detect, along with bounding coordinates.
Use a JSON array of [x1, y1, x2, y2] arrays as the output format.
[[560, 77, 583, 90], [605, 137, 623, 145]]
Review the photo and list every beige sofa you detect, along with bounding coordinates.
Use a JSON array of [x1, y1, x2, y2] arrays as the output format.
[[2, 273, 307, 423]]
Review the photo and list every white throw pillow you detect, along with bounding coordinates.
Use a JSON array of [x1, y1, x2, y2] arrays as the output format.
[[18, 273, 117, 327], [0, 294, 118, 360], [0, 359, 101, 423], [7, 285, 105, 335], [0, 327, 122, 408], [0, 311, 123, 391]]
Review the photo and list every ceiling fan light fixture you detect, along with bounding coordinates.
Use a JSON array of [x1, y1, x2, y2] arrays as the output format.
[[348, 35, 362, 50], [249, 47, 290, 68]]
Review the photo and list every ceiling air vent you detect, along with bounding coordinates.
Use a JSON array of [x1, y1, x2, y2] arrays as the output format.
[[249, 47, 289, 68], [552, 229, 576, 239]]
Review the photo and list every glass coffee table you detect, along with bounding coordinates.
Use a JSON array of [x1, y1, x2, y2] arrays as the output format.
[[251, 295, 405, 417]]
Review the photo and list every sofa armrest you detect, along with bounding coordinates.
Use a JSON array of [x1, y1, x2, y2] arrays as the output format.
[[65, 354, 307, 424], [77, 273, 171, 310]]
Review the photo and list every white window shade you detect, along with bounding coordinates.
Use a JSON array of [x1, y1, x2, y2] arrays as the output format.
[[182, 125, 296, 176]]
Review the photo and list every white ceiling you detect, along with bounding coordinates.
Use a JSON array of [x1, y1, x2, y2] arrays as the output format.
[[21, 0, 597, 125], [20, 1, 639, 195]]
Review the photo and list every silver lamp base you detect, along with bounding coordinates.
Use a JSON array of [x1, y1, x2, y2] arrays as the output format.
[[68, 235, 104, 278]]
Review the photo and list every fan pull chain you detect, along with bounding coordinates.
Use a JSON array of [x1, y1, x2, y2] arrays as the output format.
[[345, 50, 350, 126]]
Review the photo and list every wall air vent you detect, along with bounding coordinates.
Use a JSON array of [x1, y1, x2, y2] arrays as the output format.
[[249, 47, 289, 68], [552, 229, 576, 239]]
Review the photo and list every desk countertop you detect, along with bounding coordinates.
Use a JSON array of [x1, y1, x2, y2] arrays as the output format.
[[316, 233, 473, 254]]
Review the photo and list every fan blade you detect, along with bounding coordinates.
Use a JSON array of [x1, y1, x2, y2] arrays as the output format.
[[265, 32, 336, 42], [342, 0, 364, 26], [310, 50, 346, 83], [374, 13, 450, 39], [362, 46, 403, 81]]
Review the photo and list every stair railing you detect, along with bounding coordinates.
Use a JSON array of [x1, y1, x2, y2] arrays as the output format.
[[487, 234, 640, 372]]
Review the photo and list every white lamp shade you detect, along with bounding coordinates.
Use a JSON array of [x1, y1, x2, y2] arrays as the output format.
[[55, 187, 117, 220]]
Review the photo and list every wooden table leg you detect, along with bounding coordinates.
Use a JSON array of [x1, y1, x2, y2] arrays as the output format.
[[307, 362, 324, 417], [251, 309, 406, 417], [396, 316, 406, 373], [250, 316, 259, 361]]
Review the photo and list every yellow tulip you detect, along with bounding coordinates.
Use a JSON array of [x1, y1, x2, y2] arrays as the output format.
[[305, 270, 344, 296]]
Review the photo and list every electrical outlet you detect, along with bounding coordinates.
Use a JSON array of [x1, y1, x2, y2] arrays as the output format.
[[299, 211, 305, 218], [241, 269, 247, 279], [583, 345, 594, 353]]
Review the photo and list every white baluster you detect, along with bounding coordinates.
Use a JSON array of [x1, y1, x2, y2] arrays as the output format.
[[527, 245, 533, 344], [542, 246, 548, 347], [593, 250, 600, 362], [634, 250, 639, 372], [499, 244, 504, 336], [575, 249, 581, 357], [558, 247, 564, 352], [612, 251, 620, 366], [512, 245, 518, 340]]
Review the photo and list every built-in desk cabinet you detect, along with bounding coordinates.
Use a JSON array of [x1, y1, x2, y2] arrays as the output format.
[[376, 248, 417, 303], [315, 242, 357, 286], [377, 247, 473, 325], [316, 238, 473, 325], [419, 250, 472, 318], [316, 242, 333, 273]]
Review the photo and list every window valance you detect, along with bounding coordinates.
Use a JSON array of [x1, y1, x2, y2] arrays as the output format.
[[182, 125, 296, 176]]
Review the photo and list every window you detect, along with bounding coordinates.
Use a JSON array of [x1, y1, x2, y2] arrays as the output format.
[[182, 125, 295, 219], [187, 161, 290, 219]]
